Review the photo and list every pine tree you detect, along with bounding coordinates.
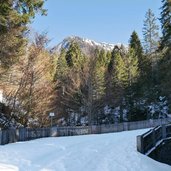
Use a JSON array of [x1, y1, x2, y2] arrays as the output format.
[[143, 9, 159, 54], [142, 9, 160, 88], [112, 48, 139, 122], [160, 0, 171, 49], [108, 46, 120, 73], [55, 49, 68, 81], [129, 31, 143, 58], [125, 48, 140, 121], [0, 0, 46, 69], [125, 48, 139, 87], [105, 45, 130, 115], [105, 46, 125, 107], [129, 31, 151, 84], [153, 0, 171, 111], [98, 49, 108, 66], [129, 31, 145, 75], [81, 54, 106, 125], [93, 54, 106, 102], [55, 42, 88, 125], [65, 41, 84, 68], [112, 48, 139, 88], [114, 53, 127, 87]]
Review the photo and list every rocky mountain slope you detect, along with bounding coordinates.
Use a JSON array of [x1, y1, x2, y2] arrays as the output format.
[[53, 36, 127, 56]]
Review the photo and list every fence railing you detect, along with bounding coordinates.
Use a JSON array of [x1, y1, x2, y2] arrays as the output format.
[[1, 118, 171, 145], [0, 126, 90, 145], [137, 123, 171, 155]]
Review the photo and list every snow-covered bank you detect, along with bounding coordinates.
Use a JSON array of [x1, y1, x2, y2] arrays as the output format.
[[0, 129, 171, 171]]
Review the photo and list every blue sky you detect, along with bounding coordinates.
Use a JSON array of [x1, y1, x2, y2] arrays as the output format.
[[31, 0, 162, 47]]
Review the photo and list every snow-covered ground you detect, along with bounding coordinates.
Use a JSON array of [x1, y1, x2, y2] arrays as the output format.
[[0, 129, 171, 171]]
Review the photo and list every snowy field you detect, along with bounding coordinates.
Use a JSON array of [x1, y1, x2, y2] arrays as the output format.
[[0, 129, 171, 171]]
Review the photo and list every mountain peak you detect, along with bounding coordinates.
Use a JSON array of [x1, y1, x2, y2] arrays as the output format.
[[53, 36, 127, 56]]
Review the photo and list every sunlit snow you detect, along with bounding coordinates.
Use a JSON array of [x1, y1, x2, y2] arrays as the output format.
[[0, 129, 170, 171]]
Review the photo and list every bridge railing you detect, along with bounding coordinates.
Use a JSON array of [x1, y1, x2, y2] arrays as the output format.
[[137, 123, 171, 155]]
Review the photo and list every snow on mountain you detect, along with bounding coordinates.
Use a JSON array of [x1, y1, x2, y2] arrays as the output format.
[[0, 129, 171, 171], [53, 36, 127, 56]]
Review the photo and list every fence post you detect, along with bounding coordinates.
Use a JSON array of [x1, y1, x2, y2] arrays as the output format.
[[137, 135, 144, 154], [150, 119, 154, 127], [162, 125, 166, 139], [152, 129, 156, 147], [0, 130, 2, 145], [19, 128, 26, 141], [98, 125, 101, 134], [50, 127, 58, 137], [16, 129, 19, 142], [123, 122, 128, 131], [1, 130, 8, 145], [8, 129, 16, 143], [88, 125, 92, 134]]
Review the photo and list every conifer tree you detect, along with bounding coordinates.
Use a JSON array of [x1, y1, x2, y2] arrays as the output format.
[[112, 48, 139, 88], [143, 9, 159, 54], [114, 53, 127, 87], [98, 49, 107, 66], [65, 42, 84, 68], [0, 0, 46, 69], [81, 56, 106, 125], [142, 9, 160, 87], [129, 31, 143, 58], [160, 0, 171, 49], [93, 54, 106, 102], [159, 0, 171, 106], [55, 49, 68, 81], [111, 47, 139, 121], [55, 42, 87, 125], [106, 51, 112, 65], [124, 48, 140, 121], [125, 48, 139, 87], [127, 34, 141, 88], [129, 31, 145, 76], [105, 46, 124, 107]]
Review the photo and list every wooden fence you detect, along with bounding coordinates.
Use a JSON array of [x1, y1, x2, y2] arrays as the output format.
[[1, 118, 171, 145], [137, 123, 171, 155]]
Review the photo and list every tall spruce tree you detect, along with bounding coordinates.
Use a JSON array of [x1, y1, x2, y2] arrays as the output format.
[[55, 42, 88, 125], [113, 48, 139, 91], [125, 48, 139, 87], [89, 55, 106, 124], [129, 31, 144, 73], [65, 41, 84, 68], [106, 46, 124, 101], [158, 0, 171, 108], [112, 48, 139, 121], [98, 49, 108, 67], [55, 49, 68, 81], [160, 0, 171, 49], [129, 31, 143, 58], [142, 9, 160, 86], [124, 48, 146, 121], [0, 0, 46, 69], [113, 53, 127, 87], [143, 9, 159, 54]]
